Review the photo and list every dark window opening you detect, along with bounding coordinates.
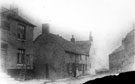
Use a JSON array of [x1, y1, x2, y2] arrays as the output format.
[[1, 43, 8, 49], [1, 43, 8, 56], [26, 54, 30, 65], [17, 24, 26, 40]]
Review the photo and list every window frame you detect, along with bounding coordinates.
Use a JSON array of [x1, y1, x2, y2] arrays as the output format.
[[17, 48, 25, 64], [17, 24, 26, 40]]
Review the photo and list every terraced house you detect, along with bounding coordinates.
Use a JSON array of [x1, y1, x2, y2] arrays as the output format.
[[0, 7, 35, 80], [33, 24, 92, 80]]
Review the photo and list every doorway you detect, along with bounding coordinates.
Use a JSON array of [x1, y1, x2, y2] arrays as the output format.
[[45, 64, 49, 78]]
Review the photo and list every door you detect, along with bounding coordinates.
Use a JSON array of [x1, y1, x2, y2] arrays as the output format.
[[45, 64, 49, 78]]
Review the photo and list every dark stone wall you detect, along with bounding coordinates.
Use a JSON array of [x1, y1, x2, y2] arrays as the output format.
[[109, 29, 135, 72]]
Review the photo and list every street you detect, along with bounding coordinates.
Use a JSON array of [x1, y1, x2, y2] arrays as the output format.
[[44, 74, 108, 84]]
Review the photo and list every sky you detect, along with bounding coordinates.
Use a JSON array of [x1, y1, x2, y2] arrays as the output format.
[[0, 0, 135, 70]]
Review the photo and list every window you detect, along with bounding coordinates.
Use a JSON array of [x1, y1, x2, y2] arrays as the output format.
[[69, 54, 73, 59], [1, 43, 8, 56], [67, 63, 73, 74], [79, 55, 82, 60], [67, 63, 69, 74], [17, 24, 26, 40], [17, 48, 25, 64], [1, 43, 8, 49], [85, 64, 87, 70], [78, 64, 81, 71], [82, 64, 85, 73], [85, 56, 87, 61], [1, 21, 10, 31], [26, 54, 30, 65]]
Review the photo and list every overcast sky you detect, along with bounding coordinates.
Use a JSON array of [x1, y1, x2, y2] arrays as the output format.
[[1, 0, 135, 69]]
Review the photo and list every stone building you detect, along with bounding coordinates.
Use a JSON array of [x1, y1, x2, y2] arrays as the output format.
[[0, 8, 35, 79], [109, 27, 135, 73], [33, 24, 92, 80]]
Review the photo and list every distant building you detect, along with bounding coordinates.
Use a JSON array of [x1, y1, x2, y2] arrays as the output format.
[[109, 28, 135, 73], [0, 7, 35, 79], [33, 24, 92, 80]]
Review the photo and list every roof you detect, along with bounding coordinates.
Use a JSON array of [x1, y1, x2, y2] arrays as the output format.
[[75, 41, 91, 55], [109, 44, 125, 57], [110, 28, 134, 56], [34, 33, 90, 55], [8, 14, 36, 27], [113, 45, 125, 54], [1, 8, 36, 27]]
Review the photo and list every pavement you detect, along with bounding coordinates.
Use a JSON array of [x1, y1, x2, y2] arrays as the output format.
[[43, 73, 115, 84], [44, 75, 100, 84]]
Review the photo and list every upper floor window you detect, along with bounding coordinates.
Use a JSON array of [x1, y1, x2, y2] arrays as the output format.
[[17, 48, 25, 64], [17, 24, 26, 40], [79, 55, 87, 61], [69, 54, 73, 59], [1, 21, 10, 31], [79, 55, 82, 60], [85, 56, 87, 61], [1, 43, 8, 49], [1, 43, 8, 55]]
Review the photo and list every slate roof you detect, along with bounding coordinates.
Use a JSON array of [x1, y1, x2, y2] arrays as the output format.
[[34, 33, 91, 55]]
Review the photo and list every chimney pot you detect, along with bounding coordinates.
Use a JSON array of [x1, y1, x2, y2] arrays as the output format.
[[71, 35, 75, 42], [42, 23, 49, 34], [89, 32, 93, 41]]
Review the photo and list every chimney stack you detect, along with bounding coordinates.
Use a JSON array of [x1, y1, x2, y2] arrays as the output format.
[[71, 35, 75, 42], [10, 5, 18, 15], [89, 32, 93, 42], [42, 23, 49, 35]]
